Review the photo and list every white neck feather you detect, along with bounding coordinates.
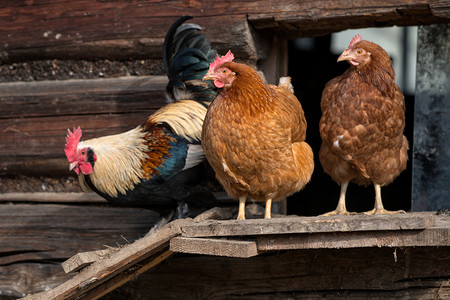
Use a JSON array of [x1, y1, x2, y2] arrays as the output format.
[[78, 127, 147, 197]]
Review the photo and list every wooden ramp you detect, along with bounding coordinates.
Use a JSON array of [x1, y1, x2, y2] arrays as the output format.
[[22, 210, 449, 300]]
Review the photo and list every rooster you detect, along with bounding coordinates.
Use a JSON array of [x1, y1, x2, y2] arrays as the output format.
[[65, 16, 217, 214], [201, 51, 314, 220], [319, 34, 409, 216]]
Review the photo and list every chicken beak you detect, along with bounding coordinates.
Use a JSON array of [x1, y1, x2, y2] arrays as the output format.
[[202, 73, 215, 81], [69, 162, 77, 171], [337, 49, 352, 62]]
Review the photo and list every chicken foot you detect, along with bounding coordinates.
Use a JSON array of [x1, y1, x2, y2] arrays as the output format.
[[321, 182, 355, 216], [364, 183, 405, 215]]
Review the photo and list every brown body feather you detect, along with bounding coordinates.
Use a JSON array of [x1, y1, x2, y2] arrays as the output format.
[[202, 62, 314, 205]]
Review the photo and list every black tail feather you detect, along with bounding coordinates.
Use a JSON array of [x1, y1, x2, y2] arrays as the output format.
[[163, 16, 217, 104]]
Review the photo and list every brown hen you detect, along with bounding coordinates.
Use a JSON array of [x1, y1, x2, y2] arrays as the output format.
[[202, 51, 314, 220], [319, 35, 409, 216]]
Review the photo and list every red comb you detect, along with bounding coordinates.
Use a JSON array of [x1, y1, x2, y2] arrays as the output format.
[[349, 34, 362, 48], [64, 126, 82, 162], [208, 50, 234, 73]]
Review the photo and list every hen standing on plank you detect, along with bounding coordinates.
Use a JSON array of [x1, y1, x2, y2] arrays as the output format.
[[319, 34, 408, 216], [202, 51, 314, 220], [65, 16, 217, 214]]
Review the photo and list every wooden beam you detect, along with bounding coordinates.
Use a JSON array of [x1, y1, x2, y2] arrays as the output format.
[[257, 227, 449, 250], [412, 24, 450, 211], [0, 76, 168, 118], [0, 192, 106, 203], [0, 1, 448, 62], [180, 213, 436, 238], [102, 247, 450, 299], [62, 249, 116, 274], [170, 237, 258, 258], [0, 204, 159, 266]]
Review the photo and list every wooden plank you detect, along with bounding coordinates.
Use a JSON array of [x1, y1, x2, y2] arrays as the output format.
[[170, 237, 258, 258], [101, 247, 450, 299], [412, 24, 450, 211], [0, 192, 106, 203], [257, 227, 449, 250], [0, 1, 448, 62], [79, 249, 173, 300], [0, 263, 71, 299], [0, 204, 159, 266], [0, 12, 255, 62], [62, 249, 116, 274], [180, 213, 436, 238], [248, 1, 450, 37], [0, 75, 168, 118]]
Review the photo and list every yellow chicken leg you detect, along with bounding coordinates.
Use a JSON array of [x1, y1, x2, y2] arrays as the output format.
[[265, 199, 272, 219], [237, 196, 247, 220], [364, 183, 405, 215], [322, 181, 354, 216]]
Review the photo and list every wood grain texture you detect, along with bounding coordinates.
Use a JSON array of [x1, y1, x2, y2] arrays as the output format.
[[0, 263, 72, 299], [62, 249, 116, 274], [102, 247, 450, 299], [0, 204, 159, 266], [170, 237, 258, 258], [0, 192, 106, 203], [10, 210, 450, 299], [0, 76, 167, 118], [0, 1, 448, 62], [179, 213, 436, 238], [412, 24, 450, 211], [257, 227, 449, 250], [23, 219, 185, 300], [0, 203, 159, 298]]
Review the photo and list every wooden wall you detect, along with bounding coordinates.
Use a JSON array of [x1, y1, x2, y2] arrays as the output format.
[[0, 0, 449, 298], [0, 0, 449, 177], [412, 24, 450, 211]]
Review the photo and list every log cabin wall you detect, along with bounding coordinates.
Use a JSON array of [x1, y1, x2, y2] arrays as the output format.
[[0, 1, 449, 298], [1, 0, 449, 177]]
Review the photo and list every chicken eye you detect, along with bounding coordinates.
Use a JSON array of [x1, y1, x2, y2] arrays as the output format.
[[81, 150, 85, 155], [221, 69, 228, 74], [356, 49, 363, 55]]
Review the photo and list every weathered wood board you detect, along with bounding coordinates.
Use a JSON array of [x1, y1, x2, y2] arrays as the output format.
[[170, 213, 448, 254], [21, 211, 449, 299], [21, 214, 217, 300], [0, 192, 106, 203], [0, 1, 448, 62], [102, 246, 450, 299], [412, 24, 450, 211], [178, 213, 436, 237], [170, 237, 258, 258], [0, 203, 159, 298]]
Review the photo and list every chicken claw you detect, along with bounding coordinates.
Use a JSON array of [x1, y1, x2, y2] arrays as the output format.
[[363, 183, 406, 215], [321, 182, 356, 216]]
